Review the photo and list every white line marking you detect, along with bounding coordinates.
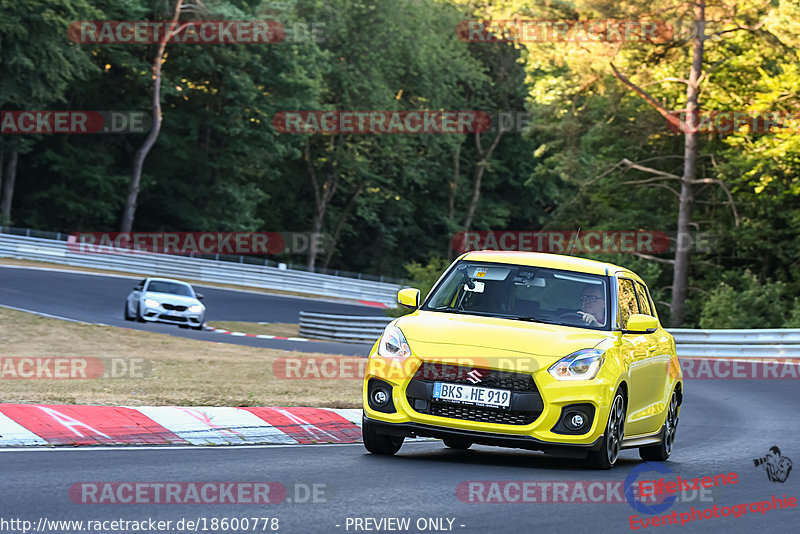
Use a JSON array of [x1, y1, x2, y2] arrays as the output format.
[[0, 441, 437, 452]]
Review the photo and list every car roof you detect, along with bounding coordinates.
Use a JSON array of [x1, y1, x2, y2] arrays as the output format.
[[460, 250, 634, 277]]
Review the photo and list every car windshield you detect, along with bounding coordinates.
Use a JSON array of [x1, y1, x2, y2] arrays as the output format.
[[145, 281, 194, 297], [422, 261, 609, 330]]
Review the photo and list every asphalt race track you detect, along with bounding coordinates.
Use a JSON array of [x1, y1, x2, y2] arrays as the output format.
[[1, 380, 798, 534], [0, 265, 384, 355]]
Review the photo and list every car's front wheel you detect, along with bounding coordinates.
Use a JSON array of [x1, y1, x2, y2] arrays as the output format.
[[587, 390, 626, 469], [640, 389, 679, 461], [362, 420, 404, 455], [124, 302, 133, 321]]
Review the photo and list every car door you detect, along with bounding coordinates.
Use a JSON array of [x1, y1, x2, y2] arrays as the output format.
[[634, 280, 673, 422], [616, 276, 656, 436]]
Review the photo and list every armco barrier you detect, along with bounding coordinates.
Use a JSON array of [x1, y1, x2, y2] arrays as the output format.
[[671, 328, 800, 358], [299, 314, 800, 357], [298, 312, 392, 343], [0, 233, 401, 306]]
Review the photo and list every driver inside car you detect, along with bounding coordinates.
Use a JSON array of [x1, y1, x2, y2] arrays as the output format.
[[578, 285, 606, 326]]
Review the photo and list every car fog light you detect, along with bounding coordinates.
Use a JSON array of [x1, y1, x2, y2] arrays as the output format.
[[565, 411, 586, 430], [372, 388, 390, 406]]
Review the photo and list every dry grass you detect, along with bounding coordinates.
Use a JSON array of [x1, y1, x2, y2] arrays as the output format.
[[206, 321, 300, 337], [0, 307, 363, 408]]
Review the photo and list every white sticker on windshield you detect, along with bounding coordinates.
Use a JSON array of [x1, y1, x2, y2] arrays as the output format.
[[464, 281, 485, 293]]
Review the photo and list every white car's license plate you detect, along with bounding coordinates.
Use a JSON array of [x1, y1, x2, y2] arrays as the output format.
[[432, 382, 511, 409]]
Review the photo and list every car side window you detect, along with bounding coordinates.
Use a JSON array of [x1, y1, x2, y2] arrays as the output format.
[[617, 278, 639, 330], [634, 281, 652, 316]]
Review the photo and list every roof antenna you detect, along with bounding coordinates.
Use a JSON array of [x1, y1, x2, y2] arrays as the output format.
[[569, 227, 581, 256]]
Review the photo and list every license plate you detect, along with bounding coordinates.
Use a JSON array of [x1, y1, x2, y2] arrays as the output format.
[[432, 382, 511, 409]]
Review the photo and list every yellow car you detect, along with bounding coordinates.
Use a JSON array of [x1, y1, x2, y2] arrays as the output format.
[[362, 251, 683, 469]]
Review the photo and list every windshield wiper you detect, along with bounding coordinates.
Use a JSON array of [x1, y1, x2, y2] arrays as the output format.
[[513, 316, 547, 324]]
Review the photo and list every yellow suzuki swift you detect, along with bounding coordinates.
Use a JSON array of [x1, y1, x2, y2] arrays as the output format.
[[362, 251, 682, 469]]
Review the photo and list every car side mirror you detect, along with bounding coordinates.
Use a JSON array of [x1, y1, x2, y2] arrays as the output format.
[[397, 288, 420, 308], [624, 314, 659, 334], [196, 293, 204, 300]]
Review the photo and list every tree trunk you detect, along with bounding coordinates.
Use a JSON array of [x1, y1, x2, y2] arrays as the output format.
[[462, 128, 504, 233], [304, 138, 339, 271], [447, 140, 463, 259], [321, 179, 365, 270], [1, 147, 19, 226], [120, 0, 184, 232], [670, 0, 705, 327]]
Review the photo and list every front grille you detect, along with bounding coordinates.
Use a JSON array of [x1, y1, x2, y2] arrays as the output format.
[[430, 403, 537, 425], [407, 363, 542, 426], [160, 314, 187, 322], [412, 363, 537, 392], [162, 304, 187, 311]]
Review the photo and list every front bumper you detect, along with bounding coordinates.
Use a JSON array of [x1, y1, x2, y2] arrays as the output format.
[[364, 415, 603, 455], [363, 354, 620, 448], [142, 307, 204, 327]]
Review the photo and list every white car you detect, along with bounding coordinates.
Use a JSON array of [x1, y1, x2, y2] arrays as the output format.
[[124, 277, 205, 330]]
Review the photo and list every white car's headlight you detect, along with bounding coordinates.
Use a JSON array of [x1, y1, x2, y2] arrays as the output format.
[[375, 324, 412, 361], [144, 298, 160, 308], [548, 349, 605, 381], [188, 304, 203, 313]]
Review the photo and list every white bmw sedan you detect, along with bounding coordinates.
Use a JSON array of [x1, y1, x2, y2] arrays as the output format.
[[124, 277, 205, 329]]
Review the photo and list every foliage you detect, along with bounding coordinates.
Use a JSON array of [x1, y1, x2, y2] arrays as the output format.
[[1, 0, 798, 326]]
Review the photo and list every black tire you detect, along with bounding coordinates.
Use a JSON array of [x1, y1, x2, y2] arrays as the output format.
[[362, 419, 404, 455], [192, 324, 204, 331], [640, 389, 679, 461], [587, 390, 626, 469], [135, 303, 145, 323], [179, 324, 189, 329], [443, 438, 472, 450], [124, 302, 133, 321]]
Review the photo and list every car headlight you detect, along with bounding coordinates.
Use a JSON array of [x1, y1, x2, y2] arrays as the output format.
[[548, 349, 605, 381], [188, 304, 203, 313], [375, 324, 412, 361], [144, 298, 160, 308]]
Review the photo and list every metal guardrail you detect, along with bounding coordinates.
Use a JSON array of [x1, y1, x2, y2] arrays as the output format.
[[0, 233, 402, 306], [671, 328, 800, 358], [298, 314, 800, 357], [299, 312, 392, 343]]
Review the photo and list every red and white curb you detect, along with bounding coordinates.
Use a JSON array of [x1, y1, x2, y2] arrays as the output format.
[[203, 325, 321, 343], [0, 404, 364, 447]]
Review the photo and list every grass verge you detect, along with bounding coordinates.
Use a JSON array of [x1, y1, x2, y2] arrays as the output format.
[[0, 307, 362, 408]]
